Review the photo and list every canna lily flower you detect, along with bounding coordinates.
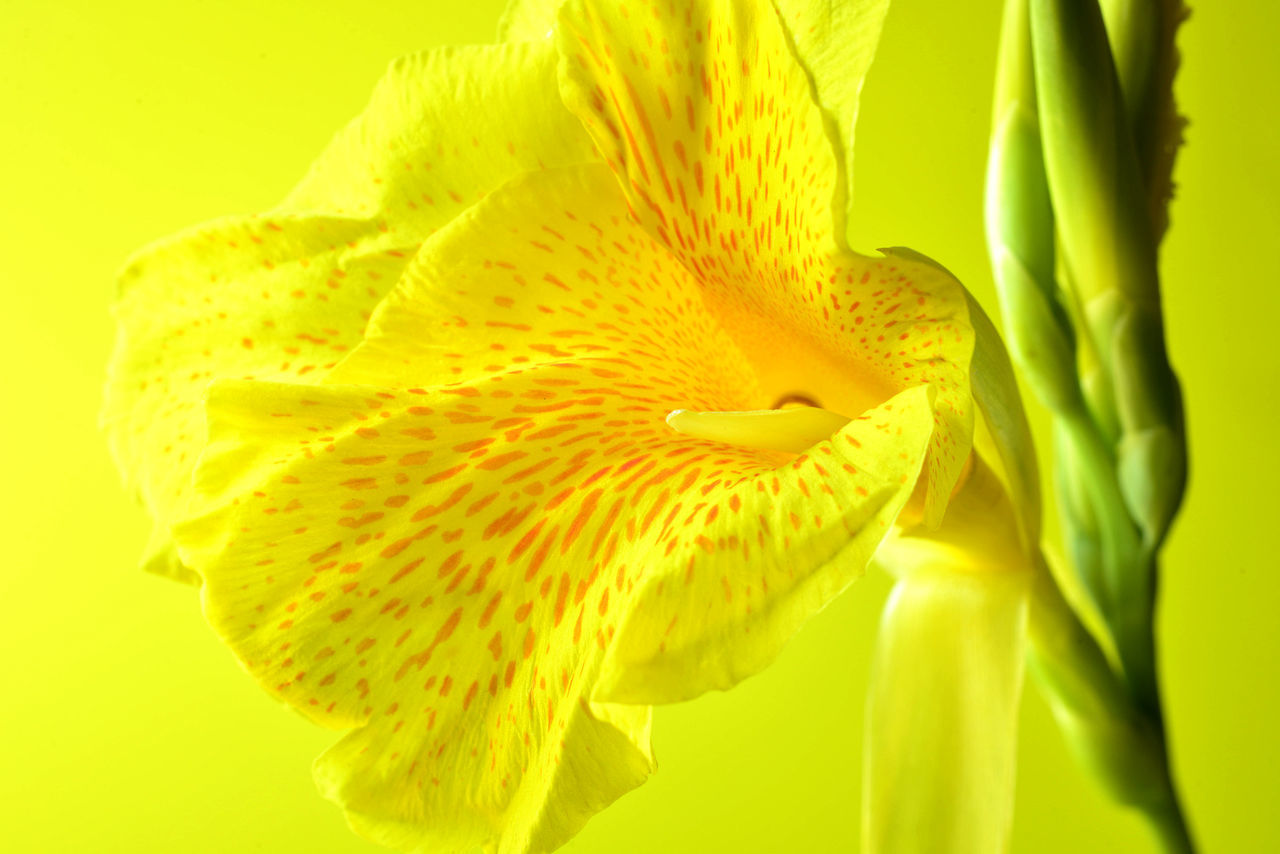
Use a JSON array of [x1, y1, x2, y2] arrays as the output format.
[[105, 0, 1029, 851]]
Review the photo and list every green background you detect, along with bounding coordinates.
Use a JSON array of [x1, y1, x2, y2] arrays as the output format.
[[2, 1, 1276, 851]]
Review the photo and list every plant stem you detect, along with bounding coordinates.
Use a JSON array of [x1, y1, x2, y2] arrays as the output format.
[[1145, 782, 1196, 854], [1025, 553, 1196, 852]]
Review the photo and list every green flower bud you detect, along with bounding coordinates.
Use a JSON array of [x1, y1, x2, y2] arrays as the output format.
[[1117, 426, 1185, 546], [1099, 0, 1189, 244], [991, 247, 1080, 413], [1110, 305, 1186, 544], [1028, 0, 1160, 318], [1054, 424, 1107, 608]]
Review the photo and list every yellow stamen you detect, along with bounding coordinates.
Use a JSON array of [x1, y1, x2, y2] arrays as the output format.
[[666, 406, 853, 455]]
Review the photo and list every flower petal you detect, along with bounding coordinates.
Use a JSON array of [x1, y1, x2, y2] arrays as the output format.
[[499, 0, 564, 41], [596, 383, 936, 705], [864, 459, 1030, 853], [555, 0, 973, 524], [771, 0, 891, 217], [179, 376, 665, 853], [176, 162, 943, 851], [179, 376, 930, 851], [325, 163, 762, 401], [863, 567, 1028, 853], [105, 213, 407, 584], [104, 38, 596, 582], [278, 42, 597, 220], [965, 288, 1041, 548]]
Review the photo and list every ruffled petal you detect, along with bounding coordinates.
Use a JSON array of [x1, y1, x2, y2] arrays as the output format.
[[104, 38, 596, 581], [106, 214, 411, 584], [177, 162, 940, 852], [278, 42, 597, 219], [555, 0, 973, 523], [181, 375, 665, 853]]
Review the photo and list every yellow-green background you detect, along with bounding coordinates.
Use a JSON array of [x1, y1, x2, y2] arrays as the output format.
[[2, 1, 1275, 851]]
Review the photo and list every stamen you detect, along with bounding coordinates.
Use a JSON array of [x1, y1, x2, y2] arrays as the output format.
[[665, 406, 852, 454]]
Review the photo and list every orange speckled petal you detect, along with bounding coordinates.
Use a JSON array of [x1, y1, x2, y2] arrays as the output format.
[[596, 383, 935, 705], [106, 214, 410, 583], [104, 39, 596, 582], [556, 0, 974, 524], [175, 163, 938, 852], [771, 0, 890, 216], [179, 376, 666, 853], [325, 163, 762, 399]]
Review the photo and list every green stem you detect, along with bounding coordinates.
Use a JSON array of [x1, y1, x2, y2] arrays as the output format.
[[1145, 781, 1196, 854], [986, 1, 1193, 849], [1025, 553, 1195, 853]]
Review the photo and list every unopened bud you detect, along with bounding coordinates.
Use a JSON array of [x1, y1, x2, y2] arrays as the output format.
[[1117, 425, 1185, 547], [992, 249, 1080, 413]]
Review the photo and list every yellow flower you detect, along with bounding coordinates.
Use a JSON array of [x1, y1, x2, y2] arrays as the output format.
[[105, 1, 997, 851]]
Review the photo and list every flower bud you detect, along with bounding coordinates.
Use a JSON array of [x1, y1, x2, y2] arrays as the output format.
[[991, 248, 1080, 413], [1029, 0, 1160, 319]]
